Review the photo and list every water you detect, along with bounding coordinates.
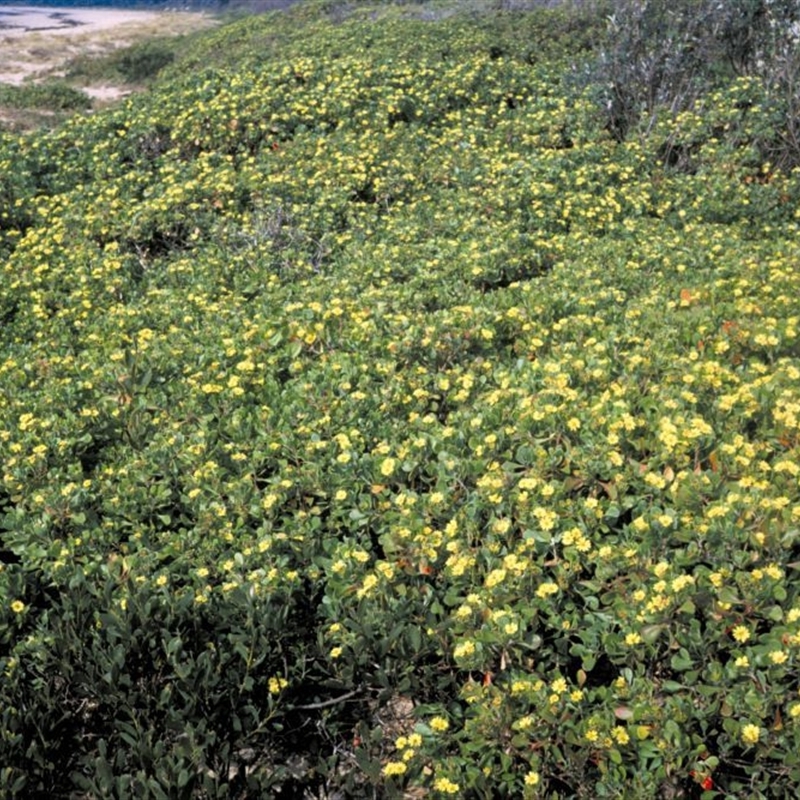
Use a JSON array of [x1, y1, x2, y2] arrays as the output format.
[[0, 0, 291, 36], [0, 1, 175, 8]]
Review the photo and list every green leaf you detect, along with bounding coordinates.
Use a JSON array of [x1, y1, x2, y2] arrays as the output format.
[[767, 605, 784, 621], [670, 649, 693, 671], [717, 586, 741, 605], [641, 624, 667, 645]]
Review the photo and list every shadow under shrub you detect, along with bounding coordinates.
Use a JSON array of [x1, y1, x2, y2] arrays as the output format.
[[0, 566, 356, 797]]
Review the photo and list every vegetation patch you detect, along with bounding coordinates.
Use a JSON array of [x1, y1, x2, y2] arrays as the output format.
[[0, 81, 92, 111], [1, 0, 799, 796], [66, 39, 180, 86]]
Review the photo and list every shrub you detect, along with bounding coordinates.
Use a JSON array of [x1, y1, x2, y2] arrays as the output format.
[[0, 82, 92, 112], [754, 15, 800, 170], [114, 41, 177, 84], [595, 0, 720, 142], [595, 0, 800, 166]]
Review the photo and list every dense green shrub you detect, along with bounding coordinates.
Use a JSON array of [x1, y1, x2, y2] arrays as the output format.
[[0, 562, 354, 796], [0, 81, 91, 111], [115, 41, 177, 84], [596, 0, 800, 167]]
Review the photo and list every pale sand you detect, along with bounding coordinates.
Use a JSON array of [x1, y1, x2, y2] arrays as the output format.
[[0, 5, 217, 88], [0, 6, 161, 37]]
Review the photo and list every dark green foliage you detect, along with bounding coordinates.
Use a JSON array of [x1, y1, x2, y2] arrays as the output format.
[[66, 40, 178, 87], [596, 0, 800, 167], [0, 565, 362, 797], [115, 41, 177, 84], [0, 81, 92, 111]]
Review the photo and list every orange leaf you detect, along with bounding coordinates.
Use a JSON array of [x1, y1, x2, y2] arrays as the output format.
[[721, 320, 738, 336], [774, 707, 784, 731]]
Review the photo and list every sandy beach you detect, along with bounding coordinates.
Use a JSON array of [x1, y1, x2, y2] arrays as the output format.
[[0, 5, 160, 37], [0, 5, 217, 89]]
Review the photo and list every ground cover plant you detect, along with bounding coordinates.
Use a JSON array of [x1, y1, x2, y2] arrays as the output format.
[[1, 0, 800, 796]]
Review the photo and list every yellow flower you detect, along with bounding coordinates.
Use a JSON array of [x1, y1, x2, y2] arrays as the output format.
[[524, 770, 540, 786], [612, 726, 630, 745], [10, 600, 25, 614], [356, 573, 379, 599], [769, 650, 788, 664], [330, 646, 343, 659], [485, 569, 507, 589], [433, 777, 459, 794], [382, 761, 407, 777], [536, 581, 559, 598], [430, 716, 449, 732], [732, 625, 750, 643], [454, 640, 476, 659], [194, 591, 209, 605], [380, 457, 396, 477], [741, 724, 761, 745], [268, 676, 288, 695]]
